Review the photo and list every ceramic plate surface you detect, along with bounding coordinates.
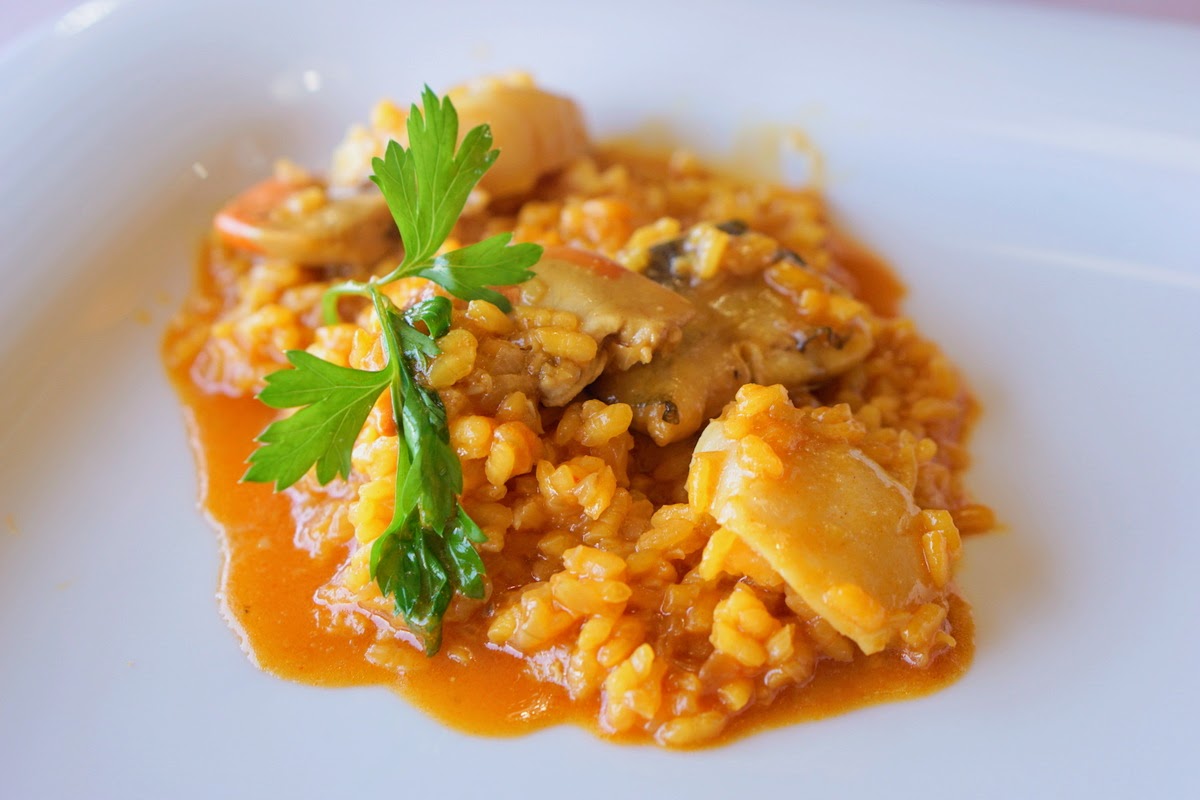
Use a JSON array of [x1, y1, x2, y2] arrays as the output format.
[[2, 1, 1198, 797]]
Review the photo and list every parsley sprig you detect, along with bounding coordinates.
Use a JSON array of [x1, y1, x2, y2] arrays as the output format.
[[243, 87, 542, 654]]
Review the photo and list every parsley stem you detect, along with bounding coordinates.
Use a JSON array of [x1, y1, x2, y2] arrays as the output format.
[[321, 281, 372, 326], [375, 260, 425, 288], [367, 283, 417, 524]]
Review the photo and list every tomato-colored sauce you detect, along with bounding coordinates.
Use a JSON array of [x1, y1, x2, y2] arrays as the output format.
[[163, 233, 972, 747], [828, 231, 907, 318]]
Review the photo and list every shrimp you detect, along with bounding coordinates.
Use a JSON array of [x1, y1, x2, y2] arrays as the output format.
[[213, 175, 395, 265]]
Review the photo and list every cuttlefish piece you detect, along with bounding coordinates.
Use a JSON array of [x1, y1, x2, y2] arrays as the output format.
[[691, 390, 938, 654]]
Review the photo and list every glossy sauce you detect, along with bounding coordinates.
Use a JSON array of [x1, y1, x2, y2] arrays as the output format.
[[164, 230, 972, 747]]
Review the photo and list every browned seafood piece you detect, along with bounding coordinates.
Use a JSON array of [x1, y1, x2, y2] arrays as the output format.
[[516, 246, 696, 406]]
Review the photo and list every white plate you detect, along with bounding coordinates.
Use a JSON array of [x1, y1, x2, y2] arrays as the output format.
[[2, 1, 1198, 797]]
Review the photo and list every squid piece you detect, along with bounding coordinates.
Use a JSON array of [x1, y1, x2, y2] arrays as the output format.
[[690, 387, 943, 654], [446, 76, 590, 198], [332, 74, 590, 199]]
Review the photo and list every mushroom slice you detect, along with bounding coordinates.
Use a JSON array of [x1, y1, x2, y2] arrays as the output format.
[[594, 274, 873, 446], [689, 386, 940, 654]]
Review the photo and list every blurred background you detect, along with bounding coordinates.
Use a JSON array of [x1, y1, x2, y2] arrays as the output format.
[[2, 0, 1198, 46]]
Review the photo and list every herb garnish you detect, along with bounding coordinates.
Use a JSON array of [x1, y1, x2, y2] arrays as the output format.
[[243, 87, 542, 654]]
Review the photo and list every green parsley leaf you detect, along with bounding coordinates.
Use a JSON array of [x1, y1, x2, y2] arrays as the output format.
[[403, 296, 453, 345], [243, 351, 390, 491], [368, 511, 453, 655], [443, 507, 488, 598], [416, 232, 540, 312], [374, 507, 486, 655], [370, 86, 499, 274]]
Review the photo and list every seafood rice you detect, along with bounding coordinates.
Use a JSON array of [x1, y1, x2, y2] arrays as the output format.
[[167, 74, 994, 747]]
